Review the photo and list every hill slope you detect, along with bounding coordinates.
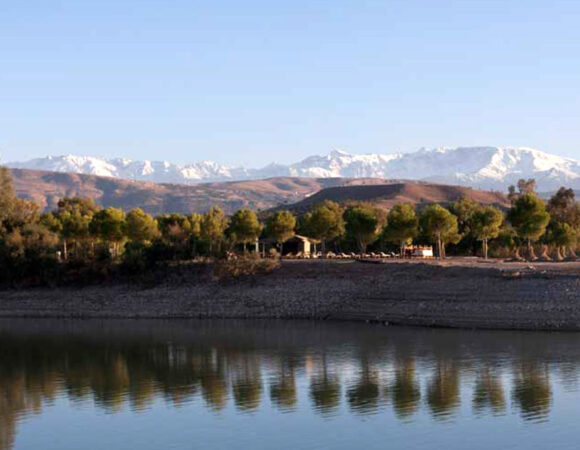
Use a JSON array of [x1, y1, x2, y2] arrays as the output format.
[[9, 168, 393, 215], [274, 182, 509, 215]]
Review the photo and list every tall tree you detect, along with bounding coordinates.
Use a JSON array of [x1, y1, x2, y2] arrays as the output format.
[[2, 199, 41, 232], [507, 193, 550, 260], [188, 213, 203, 239], [508, 178, 537, 203], [124, 208, 159, 243], [449, 196, 481, 254], [0, 167, 15, 229], [90, 208, 126, 256], [186, 213, 204, 256], [450, 196, 479, 236], [471, 206, 504, 259], [344, 205, 380, 254], [419, 204, 460, 259], [547, 187, 580, 230], [546, 222, 577, 260], [201, 207, 229, 255], [265, 210, 296, 256], [382, 203, 418, 255], [54, 197, 99, 259], [227, 209, 263, 252], [302, 200, 345, 255], [157, 213, 191, 244], [495, 224, 521, 259]]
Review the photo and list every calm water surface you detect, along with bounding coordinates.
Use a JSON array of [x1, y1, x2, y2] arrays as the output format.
[[2, 319, 580, 449]]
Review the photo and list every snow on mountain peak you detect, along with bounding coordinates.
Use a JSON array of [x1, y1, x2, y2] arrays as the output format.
[[4, 146, 580, 191]]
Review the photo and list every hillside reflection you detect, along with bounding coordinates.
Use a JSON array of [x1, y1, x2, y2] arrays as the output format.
[[1, 320, 580, 449]]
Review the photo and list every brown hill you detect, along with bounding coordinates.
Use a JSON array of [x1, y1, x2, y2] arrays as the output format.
[[9, 168, 394, 215], [9, 168, 509, 215], [273, 182, 509, 214]]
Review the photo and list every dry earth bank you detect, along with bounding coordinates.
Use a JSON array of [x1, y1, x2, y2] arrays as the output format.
[[1, 258, 579, 330]]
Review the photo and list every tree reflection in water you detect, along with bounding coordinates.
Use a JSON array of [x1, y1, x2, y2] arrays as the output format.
[[512, 362, 552, 422], [309, 353, 341, 415], [232, 354, 263, 412], [347, 355, 381, 415], [270, 355, 298, 411], [0, 319, 577, 449], [426, 361, 461, 420], [390, 358, 421, 419], [472, 367, 506, 415]]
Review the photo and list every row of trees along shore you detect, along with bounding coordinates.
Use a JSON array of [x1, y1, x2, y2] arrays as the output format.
[[0, 168, 579, 285]]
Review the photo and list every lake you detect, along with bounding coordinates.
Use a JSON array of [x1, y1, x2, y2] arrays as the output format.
[[1, 319, 580, 449]]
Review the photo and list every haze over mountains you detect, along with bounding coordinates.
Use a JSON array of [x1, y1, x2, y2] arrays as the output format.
[[5, 146, 580, 191]]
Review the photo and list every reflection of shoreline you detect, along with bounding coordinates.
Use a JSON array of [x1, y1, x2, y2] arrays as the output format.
[[0, 320, 572, 449], [1, 261, 580, 330]]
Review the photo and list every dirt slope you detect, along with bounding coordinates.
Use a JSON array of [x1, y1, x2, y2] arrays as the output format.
[[276, 182, 509, 214]]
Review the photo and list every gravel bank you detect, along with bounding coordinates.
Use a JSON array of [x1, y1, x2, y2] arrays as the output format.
[[1, 259, 579, 330]]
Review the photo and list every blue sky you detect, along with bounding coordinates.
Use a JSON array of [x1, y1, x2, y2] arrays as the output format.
[[1, 0, 579, 166]]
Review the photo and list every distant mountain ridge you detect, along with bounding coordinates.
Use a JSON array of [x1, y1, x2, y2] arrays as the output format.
[[4, 146, 580, 191]]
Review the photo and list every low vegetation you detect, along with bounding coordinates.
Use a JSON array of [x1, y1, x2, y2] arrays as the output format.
[[213, 254, 280, 280], [0, 168, 578, 287]]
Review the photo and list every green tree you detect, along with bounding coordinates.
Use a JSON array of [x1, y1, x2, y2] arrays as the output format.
[[157, 213, 191, 243], [382, 203, 418, 255], [508, 178, 537, 203], [188, 213, 203, 239], [265, 210, 296, 256], [40, 212, 63, 234], [507, 193, 550, 260], [419, 204, 460, 259], [57, 197, 99, 216], [227, 209, 263, 252], [471, 206, 504, 259], [0, 167, 15, 230], [124, 208, 159, 243], [449, 196, 481, 255], [186, 213, 204, 257], [493, 224, 521, 259], [7, 223, 59, 258], [344, 205, 380, 254], [2, 198, 41, 232], [546, 222, 577, 260], [547, 188, 580, 240], [302, 200, 345, 255], [54, 197, 100, 259], [201, 207, 229, 255], [90, 208, 126, 256], [450, 196, 479, 236]]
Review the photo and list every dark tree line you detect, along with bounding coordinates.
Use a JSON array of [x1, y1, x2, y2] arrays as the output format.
[[0, 167, 578, 285]]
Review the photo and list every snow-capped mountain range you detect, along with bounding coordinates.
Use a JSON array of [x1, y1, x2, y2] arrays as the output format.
[[4, 147, 580, 191]]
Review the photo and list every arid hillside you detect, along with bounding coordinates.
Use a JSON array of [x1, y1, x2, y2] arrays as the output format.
[[274, 182, 510, 214], [9, 168, 393, 214], [10, 168, 509, 215]]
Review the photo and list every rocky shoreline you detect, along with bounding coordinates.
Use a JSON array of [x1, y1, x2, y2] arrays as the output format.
[[1, 259, 579, 330]]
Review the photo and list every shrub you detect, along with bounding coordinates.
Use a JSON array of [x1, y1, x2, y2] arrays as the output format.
[[213, 254, 280, 280]]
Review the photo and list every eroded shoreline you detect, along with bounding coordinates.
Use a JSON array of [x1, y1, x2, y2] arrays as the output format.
[[1, 259, 579, 330]]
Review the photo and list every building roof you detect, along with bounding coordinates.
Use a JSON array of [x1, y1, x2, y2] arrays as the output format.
[[259, 234, 321, 244]]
